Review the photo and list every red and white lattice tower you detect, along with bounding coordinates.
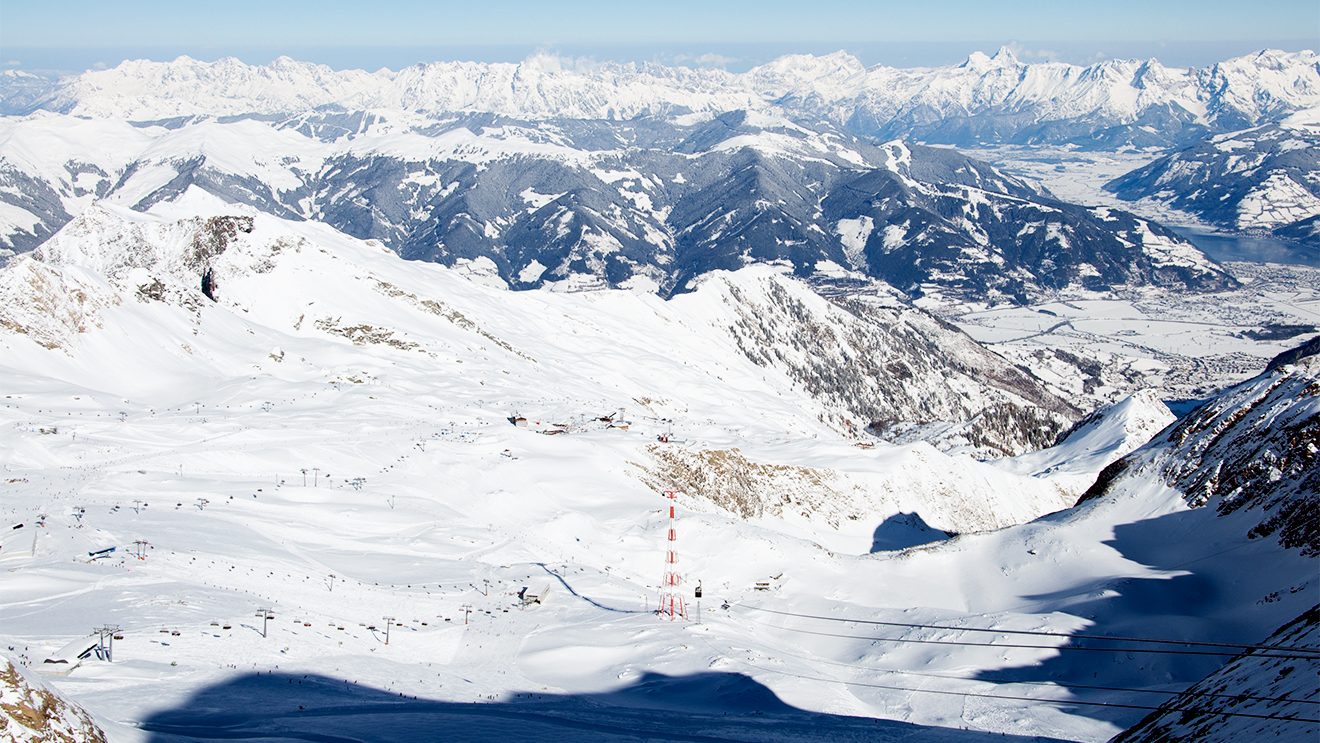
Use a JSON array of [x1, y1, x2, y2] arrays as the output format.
[[658, 489, 688, 620]]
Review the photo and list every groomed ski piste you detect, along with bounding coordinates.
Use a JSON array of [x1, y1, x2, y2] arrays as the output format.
[[1, 198, 1316, 742]]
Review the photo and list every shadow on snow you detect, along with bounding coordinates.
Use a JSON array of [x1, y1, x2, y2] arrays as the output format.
[[869, 511, 952, 553], [139, 669, 1064, 742], [972, 506, 1313, 727]]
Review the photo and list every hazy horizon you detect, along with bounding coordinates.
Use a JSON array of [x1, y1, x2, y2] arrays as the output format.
[[3, 39, 1317, 77], [3, 0, 1316, 74]]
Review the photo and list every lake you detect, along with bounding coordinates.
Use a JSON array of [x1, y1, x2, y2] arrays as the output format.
[[1173, 228, 1320, 268]]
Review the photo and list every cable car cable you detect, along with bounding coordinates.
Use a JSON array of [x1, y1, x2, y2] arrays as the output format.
[[739, 605, 1320, 656]]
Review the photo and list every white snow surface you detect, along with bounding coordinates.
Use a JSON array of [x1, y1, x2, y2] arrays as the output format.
[[25, 49, 1320, 129], [997, 389, 1175, 491], [0, 207, 1314, 742]]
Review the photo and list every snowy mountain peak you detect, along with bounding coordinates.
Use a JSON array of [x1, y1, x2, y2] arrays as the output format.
[[991, 45, 1020, 64], [1131, 57, 1175, 88], [960, 46, 1023, 71], [960, 51, 993, 70], [1002, 388, 1174, 487], [1245, 47, 1318, 69], [746, 50, 867, 89], [7, 49, 1316, 148]]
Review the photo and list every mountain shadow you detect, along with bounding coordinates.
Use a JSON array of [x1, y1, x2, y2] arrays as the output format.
[[971, 507, 1316, 729], [138, 669, 1064, 742], [870, 511, 952, 553], [972, 352, 1318, 728]]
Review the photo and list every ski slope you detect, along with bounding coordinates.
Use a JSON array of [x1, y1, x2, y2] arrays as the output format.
[[0, 204, 1314, 742]]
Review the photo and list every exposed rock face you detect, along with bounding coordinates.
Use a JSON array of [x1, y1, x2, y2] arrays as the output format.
[[1081, 347, 1320, 556], [0, 209, 257, 350], [711, 270, 1081, 457], [0, 659, 108, 743], [638, 445, 843, 521], [188, 215, 253, 273], [1111, 605, 1320, 743], [635, 441, 1075, 538], [1162, 369, 1319, 556]]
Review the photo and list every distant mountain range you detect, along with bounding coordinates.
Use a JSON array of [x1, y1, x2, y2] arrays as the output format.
[[6, 48, 1313, 298], [2, 48, 1317, 149], [0, 110, 1236, 300]]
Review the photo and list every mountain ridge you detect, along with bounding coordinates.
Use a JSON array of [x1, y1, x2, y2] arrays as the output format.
[[3, 48, 1317, 148], [1106, 111, 1320, 238], [0, 202, 1085, 459], [0, 111, 1238, 300]]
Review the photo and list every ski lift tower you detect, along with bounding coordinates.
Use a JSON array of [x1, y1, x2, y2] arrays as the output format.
[[658, 489, 688, 621]]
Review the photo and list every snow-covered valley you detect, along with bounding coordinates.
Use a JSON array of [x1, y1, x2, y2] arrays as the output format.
[[921, 259, 1320, 402]]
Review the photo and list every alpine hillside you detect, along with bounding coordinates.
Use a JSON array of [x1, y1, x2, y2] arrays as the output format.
[[1106, 107, 1320, 240], [0, 110, 1236, 300]]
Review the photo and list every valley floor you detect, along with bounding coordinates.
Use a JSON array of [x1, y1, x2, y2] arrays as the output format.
[[920, 260, 1320, 403]]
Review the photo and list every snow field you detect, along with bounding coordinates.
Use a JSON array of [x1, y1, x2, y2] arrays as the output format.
[[1, 205, 1313, 741]]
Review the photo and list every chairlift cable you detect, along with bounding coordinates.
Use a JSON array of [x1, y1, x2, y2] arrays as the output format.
[[739, 605, 1320, 656]]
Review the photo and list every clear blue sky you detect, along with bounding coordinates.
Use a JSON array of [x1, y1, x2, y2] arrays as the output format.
[[1, 0, 1316, 71]]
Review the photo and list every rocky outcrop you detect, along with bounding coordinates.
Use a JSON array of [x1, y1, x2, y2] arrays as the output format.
[[0, 659, 107, 743]]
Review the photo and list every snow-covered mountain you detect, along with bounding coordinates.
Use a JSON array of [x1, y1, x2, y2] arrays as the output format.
[[0, 189, 1314, 742], [0, 113, 158, 260], [0, 111, 1236, 301], [996, 389, 1176, 493], [1113, 605, 1319, 742], [1, 46, 1316, 743], [1083, 342, 1320, 740], [5, 49, 1317, 148], [879, 342, 1319, 737], [1106, 108, 1320, 239], [1080, 342, 1319, 553], [0, 203, 1081, 458], [0, 70, 55, 117]]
